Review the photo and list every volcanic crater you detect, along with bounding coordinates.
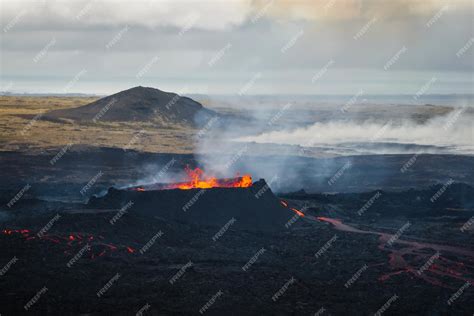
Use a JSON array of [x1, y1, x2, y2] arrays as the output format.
[[89, 176, 292, 231]]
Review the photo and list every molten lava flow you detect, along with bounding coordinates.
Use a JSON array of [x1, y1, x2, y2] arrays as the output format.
[[174, 167, 252, 190], [132, 167, 253, 191], [1, 229, 136, 258], [290, 207, 305, 217], [279, 200, 305, 217], [315, 216, 474, 289]]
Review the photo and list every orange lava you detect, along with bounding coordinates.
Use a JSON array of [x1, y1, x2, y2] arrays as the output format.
[[2, 229, 137, 258], [290, 207, 305, 217], [161, 167, 252, 190], [131, 167, 252, 191]]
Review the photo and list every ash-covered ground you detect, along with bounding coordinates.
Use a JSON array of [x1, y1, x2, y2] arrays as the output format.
[[1, 148, 473, 315]]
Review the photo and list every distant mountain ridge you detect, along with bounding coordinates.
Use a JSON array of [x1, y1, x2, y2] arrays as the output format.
[[45, 86, 216, 127]]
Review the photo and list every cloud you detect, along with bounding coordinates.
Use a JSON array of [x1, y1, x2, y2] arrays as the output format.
[[253, 0, 472, 22], [1, 0, 251, 31], [1, 0, 471, 32], [1, 0, 472, 94]]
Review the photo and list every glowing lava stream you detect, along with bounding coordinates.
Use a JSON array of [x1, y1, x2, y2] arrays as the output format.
[[281, 202, 474, 289], [131, 167, 252, 191], [315, 216, 474, 288], [315, 217, 474, 257], [1, 229, 135, 258], [176, 167, 252, 190]]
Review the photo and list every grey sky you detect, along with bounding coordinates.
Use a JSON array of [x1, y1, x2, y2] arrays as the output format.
[[1, 0, 473, 95]]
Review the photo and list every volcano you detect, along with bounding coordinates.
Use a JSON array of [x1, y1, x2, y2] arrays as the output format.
[[88, 178, 293, 231], [46, 86, 216, 127]]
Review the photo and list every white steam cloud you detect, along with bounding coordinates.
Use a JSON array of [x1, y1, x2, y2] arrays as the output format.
[[236, 110, 474, 155]]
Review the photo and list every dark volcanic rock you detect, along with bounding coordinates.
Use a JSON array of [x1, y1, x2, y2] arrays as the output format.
[[45, 86, 216, 126], [88, 179, 292, 231], [282, 182, 474, 218]]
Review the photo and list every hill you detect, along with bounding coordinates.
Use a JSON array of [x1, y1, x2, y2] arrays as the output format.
[[45, 86, 216, 126]]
